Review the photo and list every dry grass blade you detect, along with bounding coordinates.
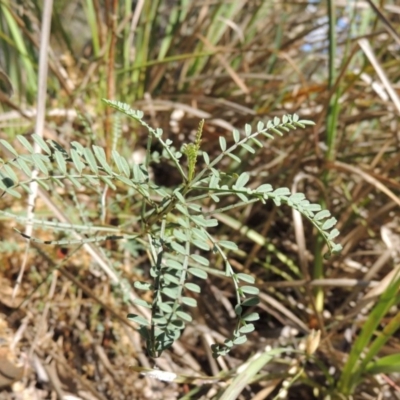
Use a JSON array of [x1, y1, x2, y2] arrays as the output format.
[[15, 0, 54, 302], [331, 160, 400, 208], [366, 0, 400, 46], [358, 38, 400, 114], [0, 67, 14, 98], [258, 292, 309, 333], [197, 33, 250, 96]]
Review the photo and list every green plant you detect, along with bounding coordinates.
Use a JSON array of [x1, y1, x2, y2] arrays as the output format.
[[335, 271, 400, 396], [0, 100, 341, 358]]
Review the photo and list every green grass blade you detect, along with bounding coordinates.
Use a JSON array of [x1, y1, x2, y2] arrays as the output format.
[[337, 273, 400, 394], [218, 348, 286, 400]]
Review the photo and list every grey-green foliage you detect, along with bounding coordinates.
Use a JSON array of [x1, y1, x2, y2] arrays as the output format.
[[0, 99, 342, 358]]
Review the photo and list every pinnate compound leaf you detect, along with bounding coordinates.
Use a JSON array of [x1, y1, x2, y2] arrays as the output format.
[[132, 299, 152, 308], [163, 273, 180, 285], [177, 217, 190, 228], [173, 229, 189, 242], [239, 324, 255, 334], [54, 151, 67, 174], [152, 315, 167, 325], [289, 192, 306, 203], [273, 187, 290, 196], [235, 172, 250, 188], [92, 145, 106, 162], [0, 139, 18, 157], [176, 310, 192, 322], [240, 143, 255, 153], [257, 184, 273, 193], [250, 137, 263, 147], [190, 215, 218, 227], [134, 281, 153, 291], [236, 273, 255, 284], [1, 180, 18, 196], [103, 176, 119, 191], [159, 302, 173, 313], [233, 129, 240, 143], [240, 286, 260, 295], [71, 141, 85, 154], [226, 152, 241, 163], [170, 319, 185, 330], [188, 204, 202, 213], [209, 174, 220, 189], [188, 268, 208, 279], [242, 297, 260, 307], [299, 119, 315, 126], [70, 149, 85, 174], [181, 297, 197, 307], [219, 240, 238, 251], [127, 314, 149, 326], [211, 194, 220, 202], [233, 335, 247, 345], [328, 228, 340, 240], [237, 192, 249, 202], [0, 180, 20, 198], [270, 127, 283, 136], [93, 103, 341, 358], [193, 227, 208, 240], [17, 135, 34, 153], [162, 287, 180, 300], [85, 176, 99, 187], [314, 210, 331, 221], [242, 312, 260, 322], [132, 164, 148, 181], [32, 134, 51, 154], [3, 165, 18, 183], [93, 145, 113, 174], [174, 189, 185, 203], [170, 241, 187, 255], [192, 239, 210, 251], [176, 203, 189, 216], [190, 254, 209, 266], [17, 158, 32, 177], [116, 175, 136, 188], [303, 203, 322, 212], [235, 305, 243, 316], [83, 148, 98, 174], [332, 243, 343, 253], [322, 217, 337, 231], [184, 282, 201, 293], [112, 150, 131, 178], [32, 154, 49, 175], [223, 339, 233, 348], [67, 175, 81, 188], [219, 136, 227, 151]]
